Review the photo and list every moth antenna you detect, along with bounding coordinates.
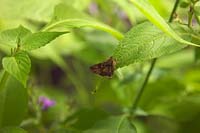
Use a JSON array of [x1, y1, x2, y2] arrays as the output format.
[[91, 78, 104, 94]]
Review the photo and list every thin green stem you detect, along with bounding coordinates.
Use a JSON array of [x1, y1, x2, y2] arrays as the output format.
[[0, 71, 9, 92], [130, 0, 180, 115], [20, 87, 41, 127], [169, 0, 180, 23], [188, 5, 194, 27], [131, 59, 156, 113]]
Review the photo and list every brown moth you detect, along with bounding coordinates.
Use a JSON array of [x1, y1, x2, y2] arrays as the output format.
[[90, 57, 116, 77]]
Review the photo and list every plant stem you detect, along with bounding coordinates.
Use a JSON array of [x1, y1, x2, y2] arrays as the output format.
[[0, 71, 9, 92], [169, 0, 180, 23], [130, 0, 180, 115], [188, 5, 194, 27], [131, 59, 156, 113]]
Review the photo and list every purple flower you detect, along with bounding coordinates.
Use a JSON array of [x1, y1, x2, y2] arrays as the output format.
[[38, 96, 56, 110]]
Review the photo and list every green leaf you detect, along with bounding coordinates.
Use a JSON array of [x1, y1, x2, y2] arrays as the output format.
[[179, 113, 200, 133], [130, 0, 200, 47], [0, 127, 27, 133], [179, 0, 190, 8], [169, 93, 200, 122], [134, 115, 179, 133], [138, 76, 185, 112], [0, 75, 28, 128], [2, 52, 31, 87], [43, 3, 123, 40], [113, 22, 191, 68], [65, 108, 109, 131], [84, 115, 136, 133], [21, 31, 69, 50], [0, 26, 31, 47]]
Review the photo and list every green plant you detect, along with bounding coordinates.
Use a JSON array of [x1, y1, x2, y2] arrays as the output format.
[[0, 0, 200, 132]]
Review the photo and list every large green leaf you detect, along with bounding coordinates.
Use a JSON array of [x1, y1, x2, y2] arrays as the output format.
[[138, 76, 185, 113], [113, 22, 191, 68], [21, 31, 69, 50], [0, 75, 28, 128], [130, 0, 200, 47], [134, 115, 179, 133], [0, 26, 31, 47], [65, 108, 109, 131], [179, 113, 200, 133], [169, 93, 200, 122], [43, 3, 123, 40], [84, 115, 136, 133], [0, 127, 27, 133], [2, 52, 31, 87]]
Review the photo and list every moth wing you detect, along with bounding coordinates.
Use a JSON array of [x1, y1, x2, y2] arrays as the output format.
[[90, 64, 102, 75]]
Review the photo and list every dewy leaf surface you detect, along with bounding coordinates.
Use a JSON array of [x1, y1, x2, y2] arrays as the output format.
[[2, 52, 31, 87], [130, 0, 200, 47], [43, 3, 123, 40], [113, 22, 191, 68]]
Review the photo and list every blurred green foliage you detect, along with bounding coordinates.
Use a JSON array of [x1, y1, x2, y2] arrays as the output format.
[[0, 0, 200, 132]]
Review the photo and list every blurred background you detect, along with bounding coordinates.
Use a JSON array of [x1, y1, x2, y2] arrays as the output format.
[[0, 0, 200, 132]]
